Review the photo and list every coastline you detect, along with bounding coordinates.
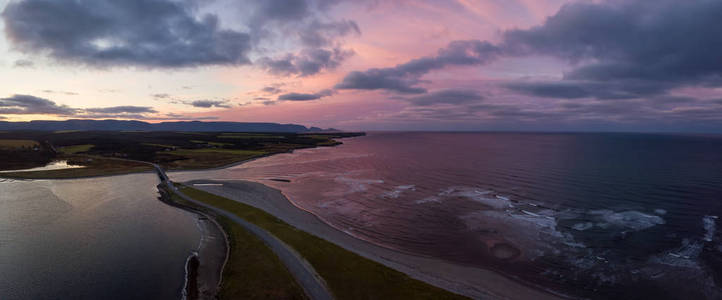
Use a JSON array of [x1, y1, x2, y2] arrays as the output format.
[[158, 184, 228, 300], [1, 134, 563, 299], [183, 179, 566, 300]]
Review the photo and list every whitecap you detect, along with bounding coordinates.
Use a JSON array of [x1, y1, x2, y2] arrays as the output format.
[[590, 210, 665, 231], [572, 222, 594, 231], [654, 209, 667, 215], [381, 184, 416, 199], [326, 176, 384, 196], [651, 239, 703, 269], [415, 196, 440, 204], [703, 215, 717, 242], [437, 186, 512, 209]]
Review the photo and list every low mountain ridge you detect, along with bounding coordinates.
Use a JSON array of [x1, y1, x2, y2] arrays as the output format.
[[0, 120, 319, 132]]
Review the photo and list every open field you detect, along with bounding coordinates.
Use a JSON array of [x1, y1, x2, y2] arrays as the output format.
[[1, 156, 153, 179], [0, 139, 39, 149], [174, 184, 469, 300], [59, 144, 93, 154], [161, 148, 268, 169], [0, 131, 363, 177], [0, 138, 52, 171]]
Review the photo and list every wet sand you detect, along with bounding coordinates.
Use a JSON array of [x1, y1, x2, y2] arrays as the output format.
[[192, 214, 228, 299], [159, 186, 227, 300], [182, 179, 564, 300]]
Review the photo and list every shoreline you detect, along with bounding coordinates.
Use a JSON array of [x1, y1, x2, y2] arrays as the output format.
[[158, 184, 228, 300], [2, 134, 564, 299], [184, 179, 567, 300], [269, 184, 568, 298]]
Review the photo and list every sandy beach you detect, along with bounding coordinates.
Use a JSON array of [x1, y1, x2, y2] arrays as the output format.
[[182, 179, 565, 300], [158, 185, 227, 300]]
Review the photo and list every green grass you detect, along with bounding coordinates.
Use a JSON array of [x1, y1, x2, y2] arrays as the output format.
[[2, 156, 152, 179], [189, 140, 233, 147], [218, 134, 286, 139], [176, 185, 469, 300], [59, 144, 94, 154], [170, 194, 307, 300], [0, 139, 38, 149], [142, 143, 176, 148], [53, 130, 82, 134], [172, 148, 266, 155], [161, 149, 269, 169]]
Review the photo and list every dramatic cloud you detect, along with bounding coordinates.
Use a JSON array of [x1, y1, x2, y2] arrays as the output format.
[[245, 0, 360, 76], [0, 94, 77, 115], [402, 89, 485, 106], [298, 19, 360, 48], [260, 47, 353, 76], [1, 0, 359, 74], [188, 100, 231, 108], [0, 94, 165, 119], [2, 0, 252, 68], [335, 40, 500, 93], [504, 80, 669, 100], [337, 0, 722, 101], [277, 89, 333, 101], [501, 0, 722, 98]]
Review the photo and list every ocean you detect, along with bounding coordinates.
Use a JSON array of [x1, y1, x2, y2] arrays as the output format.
[[177, 132, 722, 299]]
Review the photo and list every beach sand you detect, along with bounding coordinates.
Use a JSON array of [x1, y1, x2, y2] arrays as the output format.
[[182, 179, 564, 300], [158, 185, 227, 300], [192, 214, 227, 299]]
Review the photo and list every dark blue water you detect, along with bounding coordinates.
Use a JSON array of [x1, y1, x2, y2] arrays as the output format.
[[0, 174, 201, 300], [179, 132, 722, 299]]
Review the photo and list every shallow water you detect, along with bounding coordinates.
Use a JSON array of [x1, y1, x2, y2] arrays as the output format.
[[0, 173, 201, 300], [0, 160, 85, 173], [173, 132, 722, 298]]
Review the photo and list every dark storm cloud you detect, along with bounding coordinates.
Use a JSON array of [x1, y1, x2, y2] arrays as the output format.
[[277, 89, 333, 101], [337, 0, 722, 104], [85, 106, 157, 114], [1, 0, 252, 68], [0, 94, 168, 119], [257, 0, 309, 21], [402, 89, 484, 106], [298, 19, 360, 48], [188, 100, 231, 108], [2, 0, 358, 74], [504, 80, 670, 100], [245, 0, 359, 76], [0, 94, 77, 115], [260, 47, 353, 76], [335, 40, 500, 93], [501, 0, 722, 98]]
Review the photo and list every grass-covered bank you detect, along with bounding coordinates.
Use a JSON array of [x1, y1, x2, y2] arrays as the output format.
[[0, 131, 363, 178], [166, 190, 307, 300], [175, 184, 469, 300]]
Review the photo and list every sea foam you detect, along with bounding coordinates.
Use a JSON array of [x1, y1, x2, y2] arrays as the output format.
[[703, 215, 717, 242], [589, 210, 665, 231]]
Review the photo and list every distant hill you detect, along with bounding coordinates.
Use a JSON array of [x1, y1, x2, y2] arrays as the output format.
[[0, 120, 322, 132]]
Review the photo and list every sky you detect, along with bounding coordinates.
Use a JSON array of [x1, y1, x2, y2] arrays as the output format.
[[1, 0, 722, 132]]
